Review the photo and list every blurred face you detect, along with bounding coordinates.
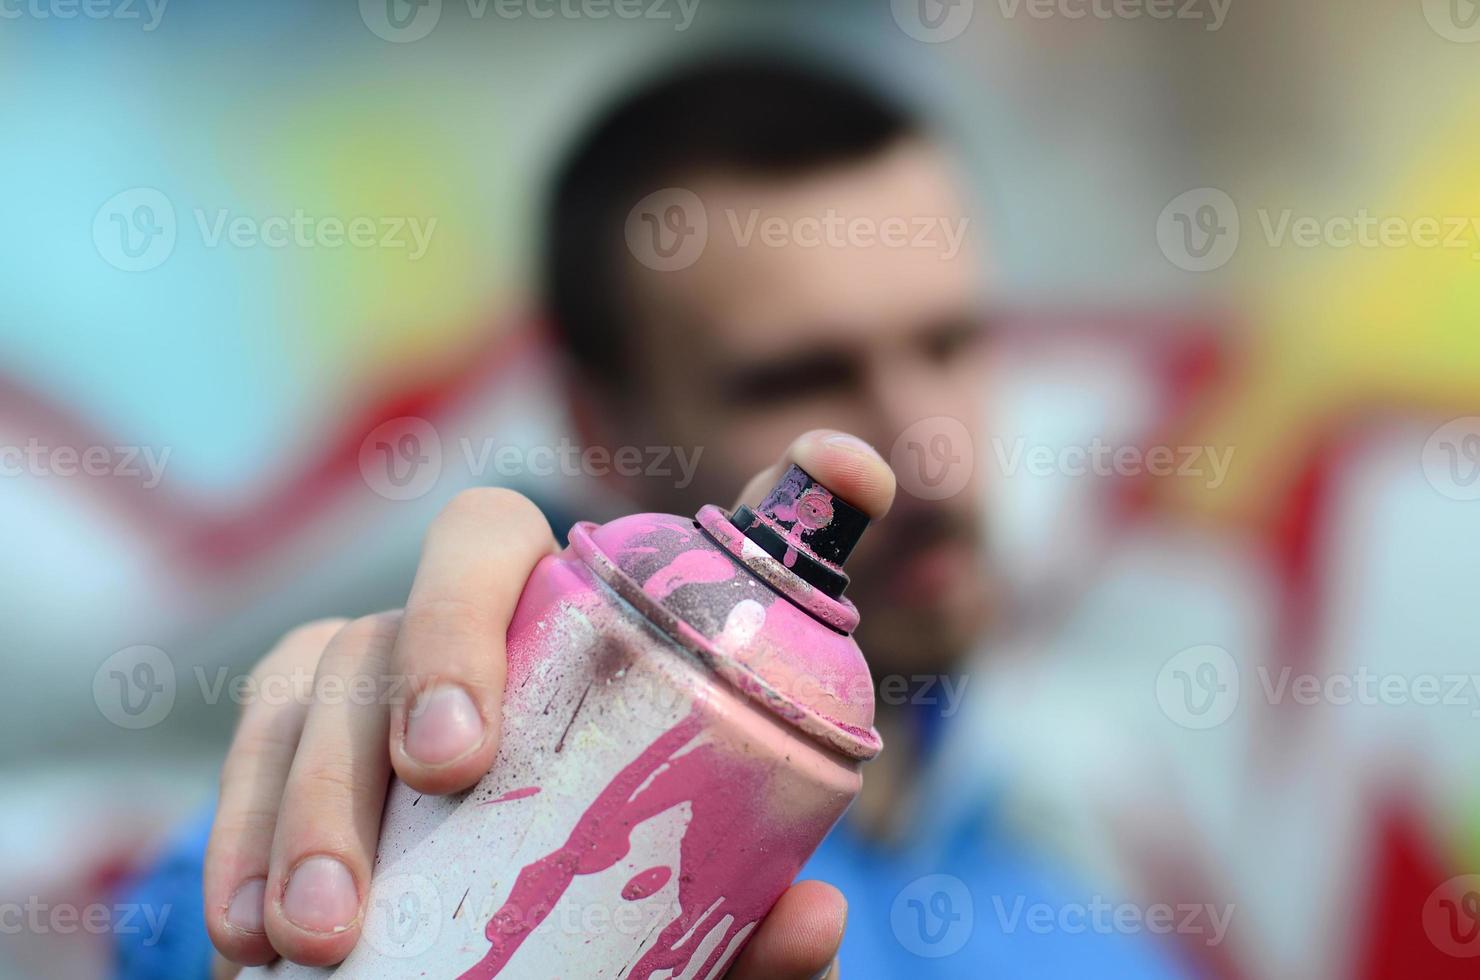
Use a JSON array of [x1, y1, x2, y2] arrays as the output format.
[[583, 138, 993, 676]]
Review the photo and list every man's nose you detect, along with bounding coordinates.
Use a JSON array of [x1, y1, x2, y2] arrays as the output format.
[[859, 358, 959, 448]]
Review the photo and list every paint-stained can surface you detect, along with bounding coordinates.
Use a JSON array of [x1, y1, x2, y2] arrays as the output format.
[[256, 466, 880, 978]]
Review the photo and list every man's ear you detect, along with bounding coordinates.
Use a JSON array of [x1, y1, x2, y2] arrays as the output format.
[[561, 365, 613, 452], [559, 363, 640, 501]]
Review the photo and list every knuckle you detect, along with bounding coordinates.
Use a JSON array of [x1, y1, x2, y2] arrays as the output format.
[[220, 721, 301, 792], [322, 612, 401, 663], [210, 802, 281, 849], [289, 754, 365, 808], [221, 701, 310, 795], [255, 618, 349, 680], [280, 617, 352, 654], [312, 613, 403, 696]]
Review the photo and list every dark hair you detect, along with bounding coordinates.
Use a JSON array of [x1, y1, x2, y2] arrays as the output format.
[[541, 55, 919, 385]]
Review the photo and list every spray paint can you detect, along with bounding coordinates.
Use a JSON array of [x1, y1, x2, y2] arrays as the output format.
[[257, 465, 881, 978]]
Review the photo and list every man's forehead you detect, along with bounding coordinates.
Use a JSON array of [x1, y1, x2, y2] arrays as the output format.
[[627, 138, 984, 364], [690, 138, 963, 218]]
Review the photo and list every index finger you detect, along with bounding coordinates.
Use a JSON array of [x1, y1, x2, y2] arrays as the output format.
[[388, 487, 559, 794], [735, 429, 896, 519]]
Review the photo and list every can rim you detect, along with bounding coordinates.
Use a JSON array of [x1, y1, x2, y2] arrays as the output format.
[[569, 519, 882, 762], [695, 505, 860, 634]]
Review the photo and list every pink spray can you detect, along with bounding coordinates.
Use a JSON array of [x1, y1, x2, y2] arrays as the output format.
[[256, 465, 881, 978]]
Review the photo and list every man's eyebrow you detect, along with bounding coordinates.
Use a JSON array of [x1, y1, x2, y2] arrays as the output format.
[[917, 310, 994, 348], [716, 345, 860, 401]]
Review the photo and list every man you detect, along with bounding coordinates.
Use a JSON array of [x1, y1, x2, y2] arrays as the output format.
[[119, 58, 1191, 978]]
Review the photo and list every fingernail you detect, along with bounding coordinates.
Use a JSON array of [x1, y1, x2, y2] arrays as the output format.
[[225, 878, 266, 934], [281, 856, 359, 934], [822, 432, 877, 455], [405, 685, 484, 766]]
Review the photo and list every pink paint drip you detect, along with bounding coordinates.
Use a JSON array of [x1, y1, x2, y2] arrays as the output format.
[[479, 787, 541, 806], [458, 709, 780, 979], [746, 468, 842, 569], [763, 466, 808, 524]]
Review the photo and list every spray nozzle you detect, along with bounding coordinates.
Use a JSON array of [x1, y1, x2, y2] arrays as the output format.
[[729, 464, 869, 599]]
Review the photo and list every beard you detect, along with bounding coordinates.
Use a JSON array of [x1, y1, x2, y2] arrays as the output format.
[[844, 500, 993, 679]]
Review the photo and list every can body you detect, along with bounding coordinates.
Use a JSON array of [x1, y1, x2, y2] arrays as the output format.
[[260, 504, 879, 978]]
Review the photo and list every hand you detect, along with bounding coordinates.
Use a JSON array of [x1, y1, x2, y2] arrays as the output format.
[[204, 429, 894, 978]]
